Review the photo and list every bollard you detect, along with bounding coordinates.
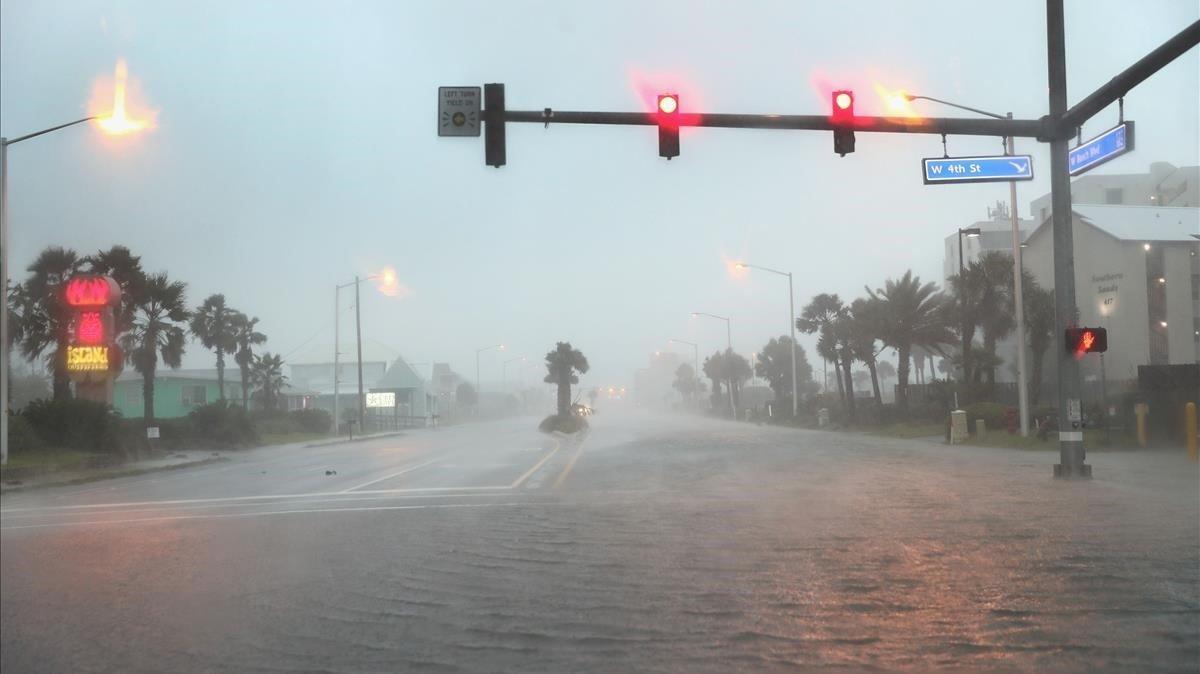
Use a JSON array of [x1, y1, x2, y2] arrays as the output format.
[[1134, 403, 1149, 448], [950, 410, 968, 444], [1187, 402, 1197, 461]]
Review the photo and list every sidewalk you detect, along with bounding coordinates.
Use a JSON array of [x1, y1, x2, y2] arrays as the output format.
[[0, 450, 227, 494]]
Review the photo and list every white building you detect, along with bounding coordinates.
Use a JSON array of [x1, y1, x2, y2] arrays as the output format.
[[1029, 162, 1198, 224], [1020, 205, 1200, 384]]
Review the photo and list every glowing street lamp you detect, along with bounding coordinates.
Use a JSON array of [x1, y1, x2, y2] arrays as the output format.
[[1, 59, 152, 466]]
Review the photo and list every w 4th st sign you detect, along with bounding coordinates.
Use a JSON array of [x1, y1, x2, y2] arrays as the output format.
[[922, 155, 1035, 185]]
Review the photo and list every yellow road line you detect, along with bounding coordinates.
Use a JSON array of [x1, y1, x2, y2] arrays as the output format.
[[552, 447, 583, 489], [509, 442, 560, 489]]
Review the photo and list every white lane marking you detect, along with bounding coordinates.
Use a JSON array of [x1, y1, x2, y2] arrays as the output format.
[[553, 432, 590, 489], [0, 492, 523, 521], [509, 443, 560, 489], [0, 486, 514, 515], [1, 502, 534, 531], [338, 457, 442, 493]]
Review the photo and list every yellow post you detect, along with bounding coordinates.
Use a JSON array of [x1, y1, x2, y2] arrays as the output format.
[[1186, 402, 1197, 461], [1134, 403, 1149, 448]]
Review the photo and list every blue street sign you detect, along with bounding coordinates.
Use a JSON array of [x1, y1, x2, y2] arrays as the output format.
[[1069, 121, 1135, 176], [922, 155, 1034, 185]]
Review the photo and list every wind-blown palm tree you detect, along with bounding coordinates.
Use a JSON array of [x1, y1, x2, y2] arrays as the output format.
[[251, 352, 288, 411], [84, 245, 147, 340], [849, 297, 885, 405], [16, 247, 83, 399], [543, 342, 589, 416], [798, 294, 847, 403], [230, 312, 267, 409], [1022, 279, 1057, 407], [120, 273, 189, 424], [190, 294, 238, 400], [973, 252, 1017, 385], [866, 271, 955, 414]]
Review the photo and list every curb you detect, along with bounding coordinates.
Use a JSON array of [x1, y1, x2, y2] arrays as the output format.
[[0, 456, 229, 494], [303, 431, 405, 448]]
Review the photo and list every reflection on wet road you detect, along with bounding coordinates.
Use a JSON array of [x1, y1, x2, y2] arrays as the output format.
[[2, 412, 1197, 673]]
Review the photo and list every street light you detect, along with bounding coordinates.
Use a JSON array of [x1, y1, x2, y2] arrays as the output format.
[[1, 69, 151, 465], [692, 312, 736, 416], [736, 261, 798, 417], [502, 355, 525, 389], [476, 343, 504, 394], [911, 93, 1031, 437], [955, 226, 982, 397], [333, 271, 398, 435]]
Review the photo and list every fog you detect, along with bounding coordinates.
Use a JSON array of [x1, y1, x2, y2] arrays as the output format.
[[2, 0, 1197, 386]]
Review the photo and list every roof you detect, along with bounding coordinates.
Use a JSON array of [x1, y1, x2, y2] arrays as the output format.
[[1073, 205, 1199, 242], [116, 368, 242, 383], [372, 356, 426, 390]]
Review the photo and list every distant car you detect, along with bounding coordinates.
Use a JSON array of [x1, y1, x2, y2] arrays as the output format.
[[570, 403, 593, 416]]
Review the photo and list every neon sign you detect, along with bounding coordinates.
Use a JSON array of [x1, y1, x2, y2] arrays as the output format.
[[76, 312, 105, 344], [65, 276, 120, 308], [67, 345, 110, 372]]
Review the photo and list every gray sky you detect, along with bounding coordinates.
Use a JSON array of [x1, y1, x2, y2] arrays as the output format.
[[3, 0, 1197, 388]]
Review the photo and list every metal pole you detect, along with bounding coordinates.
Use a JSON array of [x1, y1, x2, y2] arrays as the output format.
[[1008, 119, 1030, 437], [725, 318, 735, 417], [476, 350, 480, 394], [1048, 0, 1090, 478], [355, 276, 365, 433], [958, 228, 969, 388], [1101, 352, 1110, 444], [333, 285, 339, 434], [1, 139, 8, 466], [788, 272, 798, 417]]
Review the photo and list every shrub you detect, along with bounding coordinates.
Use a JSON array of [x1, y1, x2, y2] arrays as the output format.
[[538, 414, 588, 434], [189, 401, 258, 448], [964, 402, 1008, 434], [290, 408, 331, 434], [21, 398, 122, 453], [6, 414, 44, 454]]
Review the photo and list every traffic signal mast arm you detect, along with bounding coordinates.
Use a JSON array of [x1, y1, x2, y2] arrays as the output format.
[[490, 108, 1045, 138]]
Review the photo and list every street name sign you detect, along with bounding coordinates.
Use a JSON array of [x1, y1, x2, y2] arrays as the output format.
[[1069, 121, 1134, 176], [923, 155, 1035, 185], [438, 86, 481, 137]]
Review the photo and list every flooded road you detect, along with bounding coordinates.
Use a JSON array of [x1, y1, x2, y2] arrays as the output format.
[[3, 412, 1197, 672]]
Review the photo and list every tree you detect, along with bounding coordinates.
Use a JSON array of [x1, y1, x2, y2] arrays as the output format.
[[14, 247, 83, 399], [848, 297, 885, 405], [1023, 279, 1057, 407], [543, 342, 589, 416], [120, 273, 189, 424], [84, 245, 147, 340], [753, 335, 814, 415], [230, 312, 267, 409], [798, 294, 847, 403], [723, 349, 753, 410], [702, 351, 726, 409], [251, 352, 288, 411], [190, 294, 239, 401], [876, 360, 897, 400], [866, 271, 955, 414], [672, 363, 703, 403], [973, 252, 1018, 385], [829, 313, 857, 418]]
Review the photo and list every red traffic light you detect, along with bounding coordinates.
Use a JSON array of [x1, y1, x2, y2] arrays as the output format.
[[657, 94, 679, 114], [657, 93, 680, 159], [834, 92, 853, 111], [831, 90, 855, 156], [1066, 327, 1108, 356]]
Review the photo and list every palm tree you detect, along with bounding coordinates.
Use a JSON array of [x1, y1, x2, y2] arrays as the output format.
[[230, 312, 267, 409], [973, 252, 1017, 385], [543, 342, 589, 416], [849, 297, 885, 405], [798, 294, 847, 403], [1022, 280, 1057, 407], [120, 273, 189, 424], [702, 350, 726, 409], [866, 271, 955, 414], [84, 245, 147, 340], [251, 352, 288, 411], [16, 247, 82, 399], [190, 295, 238, 400], [830, 313, 857, 418]]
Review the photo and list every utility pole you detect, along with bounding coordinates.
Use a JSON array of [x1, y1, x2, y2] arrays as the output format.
[[1008, 116, 1031, 437], [355, 275, 365, 433], [333, 286, 340, 434], [1047, 0, 1090, 478]]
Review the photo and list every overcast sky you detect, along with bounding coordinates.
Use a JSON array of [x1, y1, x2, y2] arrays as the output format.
[[2, 0, 1197, 389]]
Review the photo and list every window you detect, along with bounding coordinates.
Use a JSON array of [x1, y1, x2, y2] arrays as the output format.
[[1104, 188, 1123, 204], [181, 385, 207, 406]]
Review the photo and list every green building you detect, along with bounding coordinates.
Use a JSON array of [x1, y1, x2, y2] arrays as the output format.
[[114, 369, 244, 419]]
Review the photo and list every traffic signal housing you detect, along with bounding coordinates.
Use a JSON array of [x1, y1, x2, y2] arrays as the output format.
[[1065, 327, 1108, 356], [484, 83, 506, 167], [832, 90, 855, 156], [657, 93, 680, 159]]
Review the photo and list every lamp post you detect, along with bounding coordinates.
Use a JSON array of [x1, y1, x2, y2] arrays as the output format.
[[2, 112, 141, 466], [333, 271, 395, 435], [736, 262, 798, 417], [692, 312, 736, 417], [475, 344, 504, 394], [909, 93, 1030, 436], [955, 226, 982, 394]]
